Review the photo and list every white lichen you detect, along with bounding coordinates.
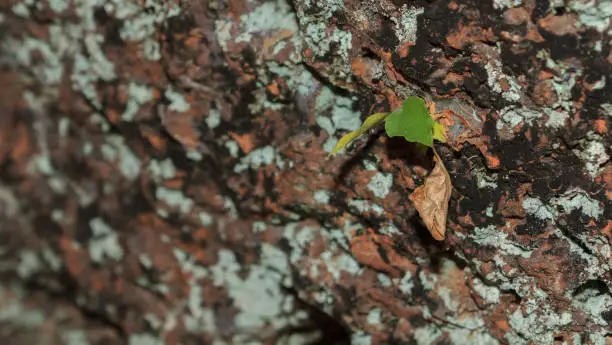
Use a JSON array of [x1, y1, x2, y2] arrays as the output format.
[[419, 270, 438, 290], [155, 187, 194, 214], [551, 188, 603, 219], [392, 5, 424, 44], [377, 273, 392, 287], [314, 190, 331, 204], [498, 106, 542, 128], [88, 217, 124, 263], [570, 0, 612, 32], [236, 0, 299, 43], [572, 286, 612, 326], [351, 331, 372, 345], [0, 284, 45, 327], [62, 330, 90, 345], [471, 225, 533, 258], [486, 57, 522, 103], [123, 83, 154, 121], [413, 324, 442, 345], [367, 308, 382, 325], [165, 87, 191, 113], [17, 250, 41, 279], [348, 199, 384, 215], [206, 108, 222, 129], [147, 159, 176, 181], [506, 303, 572, 344], [572, 132, 609, 178], [544, 109, 569, 128], [129, 333, 165, 345], [233, 145, 286, 173], [522, 197, 558, 221], [367, 172, 393, 199], [493, 0, 524, 10], [398, 271, 414, 294], [472, 276, 501, 304]]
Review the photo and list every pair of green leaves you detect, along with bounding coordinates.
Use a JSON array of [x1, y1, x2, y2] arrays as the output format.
[[329, 96, 445, 155]]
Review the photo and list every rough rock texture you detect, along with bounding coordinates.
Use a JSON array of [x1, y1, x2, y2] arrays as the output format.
[[1, 0, 611, 344]]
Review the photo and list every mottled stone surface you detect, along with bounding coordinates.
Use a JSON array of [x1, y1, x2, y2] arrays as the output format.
[[0, 0, 611, 344]]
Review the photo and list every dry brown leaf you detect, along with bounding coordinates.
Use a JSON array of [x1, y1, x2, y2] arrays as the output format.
[[409, 149, 452, 240]]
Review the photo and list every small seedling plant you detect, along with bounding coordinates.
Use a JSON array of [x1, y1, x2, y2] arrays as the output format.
[[329, 96, 451, 240]]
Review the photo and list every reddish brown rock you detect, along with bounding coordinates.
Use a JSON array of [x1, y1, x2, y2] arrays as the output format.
[[0, 0, 611, 344]]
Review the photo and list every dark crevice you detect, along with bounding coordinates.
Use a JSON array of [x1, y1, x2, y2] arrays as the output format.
[[281, 286, 351, 345], [21, 272, 127, 341], [572, 279, 611, 298]]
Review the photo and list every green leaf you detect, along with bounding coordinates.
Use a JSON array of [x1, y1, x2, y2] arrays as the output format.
[[384, 96, 435, 147], [329, 112, 389, 155]]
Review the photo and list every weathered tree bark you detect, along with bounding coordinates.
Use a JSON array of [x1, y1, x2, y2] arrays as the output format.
[[1, 0, 611, 344]]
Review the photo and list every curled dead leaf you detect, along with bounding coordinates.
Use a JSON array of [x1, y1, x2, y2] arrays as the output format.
[[409, 149, 452, 240]]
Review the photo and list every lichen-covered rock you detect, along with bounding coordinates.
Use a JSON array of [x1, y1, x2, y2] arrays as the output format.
[[0, 0, 610, 344]]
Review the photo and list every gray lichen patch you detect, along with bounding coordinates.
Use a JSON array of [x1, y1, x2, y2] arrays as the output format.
[[17, 250, 42, 279], [601, 103, 612, 117], [471, 225, 533, 258], [572, 285, 612, 326], [122, 82, 154, 122], [206, 247, 308, 333], [293, 0, 354, 80], [205, 108, 221, 129], [88, 217, 124, 263], [497, 106, 542, 129], [61, 330, 91, 345], [506, 303, 572, 345], [128, 333, 165, 345], [392, 5, 424, 44], [493, 0, 524, 10], [366, 308, 382, 325], [348, 199, 384, 215], [304, 22, 353, 61], [235, 0, 299, 43], [367, 172, 393, 199], [6, 0, 180, 117], [147, 158, 177, 182], [396, 271, 414, 294], [4, 35, 66, 85], [313, 86, 361, 152], [101, 135, 142, 181], [302, 0, 344, 19], [472, 276, 501, 305], [485, 53, 523, 103], [319, 251, 362, 280], [216, 0, 302, 62], [164, 87, 190, 112], [351, 331, 372, 345], [155, 187, 194, 215], [544, 109, 569, 128], [0, 284, 46, 328], [569, 0, 612, 32], [522, 197, 558, 221], [550, 188, 604, 219], [475, 169, 499, 189], [524, 187, 604, 224], [413, 324, 442, 345], [449, 328, 499, 345], [572, 132, 610, 178], [314, 190, 331, 204], [233, 145, 288, 173], [116, 0, 181, 60], [538, 50, 582, 113]]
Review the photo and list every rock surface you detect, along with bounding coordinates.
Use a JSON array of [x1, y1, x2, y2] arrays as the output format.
[[0, 0, 611, 344]]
